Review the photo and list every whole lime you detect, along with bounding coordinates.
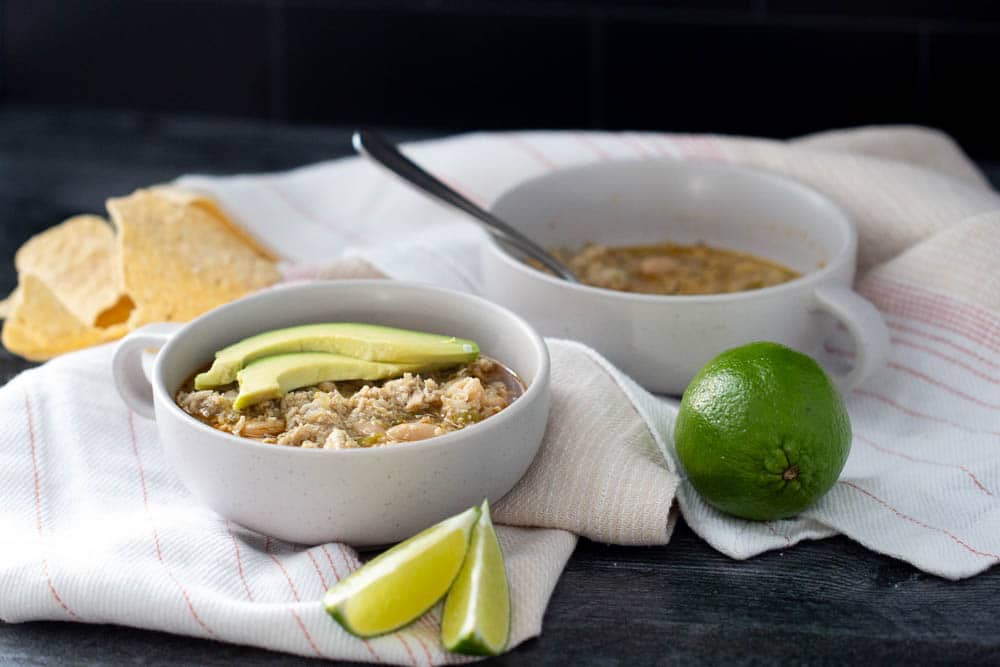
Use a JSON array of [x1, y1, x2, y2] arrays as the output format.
[[674, 341, 851, 521]]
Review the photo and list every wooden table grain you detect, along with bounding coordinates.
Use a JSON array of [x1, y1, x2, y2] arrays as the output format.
[[1, 107, 998, 666]]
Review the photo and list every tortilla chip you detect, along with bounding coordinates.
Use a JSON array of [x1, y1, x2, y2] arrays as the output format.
[[107, 189, 279, 326], [149, 185, 280, 262], [1, 274, 127, 361], [14, 215, 131, 327]]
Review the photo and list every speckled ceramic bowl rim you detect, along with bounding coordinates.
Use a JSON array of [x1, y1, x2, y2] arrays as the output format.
[[150, 280, 550, 457]]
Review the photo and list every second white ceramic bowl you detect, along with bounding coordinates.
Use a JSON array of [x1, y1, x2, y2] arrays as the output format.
[[113, 280, 550, 546], [481, 159, 889, 395]]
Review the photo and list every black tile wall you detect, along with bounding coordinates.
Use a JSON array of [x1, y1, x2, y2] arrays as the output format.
[[484, 0, 757, 10], [604, 21, 922, 138], [283, 7, 591, 128], [2, 0, 271, 116], [2, 0, 1000, 157], [766, 1, 1000, 22], [927, 32, 1000, 157]]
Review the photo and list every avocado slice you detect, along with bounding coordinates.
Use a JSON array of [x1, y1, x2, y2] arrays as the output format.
[[233, 352, 428, 410], [195, 323, 479, 390]]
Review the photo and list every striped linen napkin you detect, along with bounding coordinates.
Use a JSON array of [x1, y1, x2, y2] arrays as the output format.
[[180, 124, 1000, 578], [0, 125, 996, 664]]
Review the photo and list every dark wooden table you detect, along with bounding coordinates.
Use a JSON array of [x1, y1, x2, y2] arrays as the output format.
[[2, 107, 998, 666]]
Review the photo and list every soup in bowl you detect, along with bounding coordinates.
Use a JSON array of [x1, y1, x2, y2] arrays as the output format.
[[481, 159, 889, 395], [112, 280, 550, 546]]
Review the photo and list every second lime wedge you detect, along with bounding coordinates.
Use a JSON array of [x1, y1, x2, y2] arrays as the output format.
[[441, 499, 511, 656], [323, 506, 479, 637]]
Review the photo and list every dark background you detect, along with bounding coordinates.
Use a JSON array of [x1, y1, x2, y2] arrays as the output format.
[[1, 0, 998, 158]]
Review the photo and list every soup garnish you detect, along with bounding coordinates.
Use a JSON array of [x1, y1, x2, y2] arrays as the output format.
[[176, 324, 521, 448]]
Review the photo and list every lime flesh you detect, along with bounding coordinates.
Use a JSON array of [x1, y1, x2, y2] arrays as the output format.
[[323, 506, 479, 637], [674, 341, 852, 520], [441, 499, 511, 656]]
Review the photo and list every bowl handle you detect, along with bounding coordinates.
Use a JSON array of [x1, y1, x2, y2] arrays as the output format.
[[112, 323, 183, 420], [812, 284, 891, 391]]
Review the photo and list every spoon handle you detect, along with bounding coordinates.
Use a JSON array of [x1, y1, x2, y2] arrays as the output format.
[[353, 129, 578, 282]]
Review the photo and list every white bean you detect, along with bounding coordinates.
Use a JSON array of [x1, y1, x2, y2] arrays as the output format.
[[386, 422, 439, 442]]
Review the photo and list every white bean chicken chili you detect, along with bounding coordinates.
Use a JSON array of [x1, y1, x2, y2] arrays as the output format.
[[176, 357, 521, 449]]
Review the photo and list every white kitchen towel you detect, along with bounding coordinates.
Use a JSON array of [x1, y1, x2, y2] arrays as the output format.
[[177, 125, 1000, 581], [0, 330, 678, 663], [0, 332, 681, 662], [0, 125, 997, 665]]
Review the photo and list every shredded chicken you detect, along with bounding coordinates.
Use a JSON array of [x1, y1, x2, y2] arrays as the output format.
[[176, 357, 517, 448]]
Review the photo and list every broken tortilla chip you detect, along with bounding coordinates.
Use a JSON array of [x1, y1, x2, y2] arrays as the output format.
[[15, 215, 132, 327], [148, 185, 279, 262], [107, 189, 279, 326], [1, 274, 127, 361]]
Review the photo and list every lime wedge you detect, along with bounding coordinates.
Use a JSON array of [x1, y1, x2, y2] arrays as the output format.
[[323, 506, 479, 637], [440, 499, 511, 656]]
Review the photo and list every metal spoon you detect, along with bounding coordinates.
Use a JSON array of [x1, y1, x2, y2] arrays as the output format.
[[352, 129, 578, 282]]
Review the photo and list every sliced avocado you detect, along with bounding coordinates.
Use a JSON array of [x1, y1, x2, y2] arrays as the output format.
[[233, 352, 427, 410], [195, 323, 479, 390]]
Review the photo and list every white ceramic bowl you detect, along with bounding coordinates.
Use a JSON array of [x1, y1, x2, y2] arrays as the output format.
[[112, 280, 550, 546], [481, 159, 889, 395]]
